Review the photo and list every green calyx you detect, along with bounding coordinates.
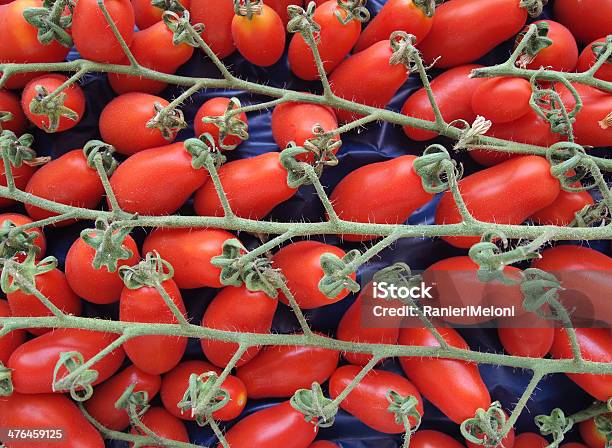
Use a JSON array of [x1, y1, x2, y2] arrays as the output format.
[[151, 0, 185, 13], [184, 135, 227, 170], [519, 0, 548, 18], [335, 0, 370, 25], [287, 3, 321, 43], [535, 408, 573, 446], [570, 202, 611, 228], [0, 363, 12, 396], [389, 31, 421, 71], [546, 142, 594, 192], [0, 111, 14, 132], [413, 0, 440, 18], [83, 140, 118, 176], [0, 250, 57, 295], [81, 219, 135, 272], [413, 144, 463, 194], [29, 85, 80, 133], [233, 0, 262, 19], [303, 124, 341, 176], [0, 220, 41, 260], [516, 22, 553, 67], [200, 97, 249, 151], [0, 130, 40, 167], [115, 383, 150, 416], [594, 414, 612, 448], [52, 351, 99, 401], [460, 402, 508, 447], [520, 268, 565, 320], [163, 10, 204, 47], [592, 37, 612, 65], [119, 251, 174, 289], [387, 390, 422, 430], [529, 75, 580, 139], [178, 372, 229, 426], [146, 102, 187, 141], [279, 143, 316, 188], [22, 0, 74, 48], [319, 249, 361, 298], [290, 382, 337, 428]]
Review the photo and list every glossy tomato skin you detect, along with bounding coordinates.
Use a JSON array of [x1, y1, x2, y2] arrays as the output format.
[[435, 156, 561, 248], [7, 268, 81, 335], [418, 0, 527, 67], [411, 430, 465, 448], [194, 152, 297, 220], [8, 329, 125, 393], [0, 0, 70, 89], [288, 0, 361, 80], [553, 0, 612, 44], [530, 189, 594, 226], [265, 0, 302, 25], [73, 0, 135, 63], [0, 300, 26, 364], [236, 341, 339, 398], [273, 241, 357, 309], [271, 101, 338, 151], [100, 93, 176, 155], [354, 0, 432, 52], [161, 360, 247, 421], [142, 227, 235, 289], [330, 40, 409, 123], [194, 97, 248, 147], [130, 407, 190, 447], [222, 401, 318, 448], [525, 20, 578, 72], [0, 213, 46, 259], [85, 365, 162, 431], [120, 278, 187, 374], [0, 162, 36, 209], [190, 0, 235, 58], [24, 149, 103, 225], [329, 156, 432, 241], [498, 327, 554, 358], [0, 89, 27, 134], [329, 365, 423, 434], [0, 393, 104, 448], [21, 75, 86, 132], [201, 286, 277, 367], [132, 0, 191, 29], [514, 433, 548, 448], [471, 77, 532, 124], [110, 142, 209, 215], [109, 21, 194, 94], [550, 328, 612, 401], [580, 416, 608, 448], [399, 327, 491, 424], [402, 64, 485, 140], [65, 233, 140, 304], [232, 4, 286, 67], [578, 38, 612, 82]]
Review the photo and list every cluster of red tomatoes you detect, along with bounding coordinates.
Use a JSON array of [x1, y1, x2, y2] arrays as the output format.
[[0, 0, 611, 447]]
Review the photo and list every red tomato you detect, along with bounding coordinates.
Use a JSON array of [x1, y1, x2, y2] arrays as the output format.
[[330, 39, 409, 123], [329, 156, 432, 241], [553, 0, 612, 44], [0, 0, 70, 89], [222, 401, 317, 448], [85, 365, 162, 431], [498, 327, 554, 358], [232, 4, 286, 67], [336, 289, 400, 366], [120, 277, 187, 374], [0, 299, 25, 365], [466, 419, 515, 448], [194, 97, 248, 148], [236, 340, 339, 398], [471, 77, 532, 124], [143, 227, 235, 289], [200, 286, 277, 367], [24, 149, 104, 225], [469, 109, 560, 166], [288, 0, 361, 80], [354, 0, 432, 52], [109, 21, 194, 94], [130, 407, 189, 447], [524, 20, 578, 72], [308, 442, 338, 448], [550, 328, 612, 401], [418, 0, 528, 67], [0, 89, 27, 134], [131, 0, 191, 30], [73, 0, 135, 63], [580, 415, 608, 448], [329, 365, 423, 434], [514, 433, 548, 448], [0, 160, 36, 209], [558, 83, 612, 148], [530, 189, 594, 226], [0, 213, 46, 259], [7, 268, 81, 335], [0, 393, 104, 448], [265, 0, 302, 25], [399, 327, 491, 424], [402, 64, 485, 141], [65, 233, 140, 304], [194, 152, 297, 220], [8, 329, 125, 393], [411, 430, 465, 448], [190, 0, 235, 58], [100, 93, 178, 155], [271, 101, 338, 151], [21, 75, 85, 132], [110, 142, 209, 215], [272, 240, 357, 309], [160, 360, 247, 421], [577, 38, 612, 83], [435, 156, 560, 248]]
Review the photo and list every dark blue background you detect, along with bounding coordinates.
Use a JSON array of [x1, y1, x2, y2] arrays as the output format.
[[10, 0, 611, 446]]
